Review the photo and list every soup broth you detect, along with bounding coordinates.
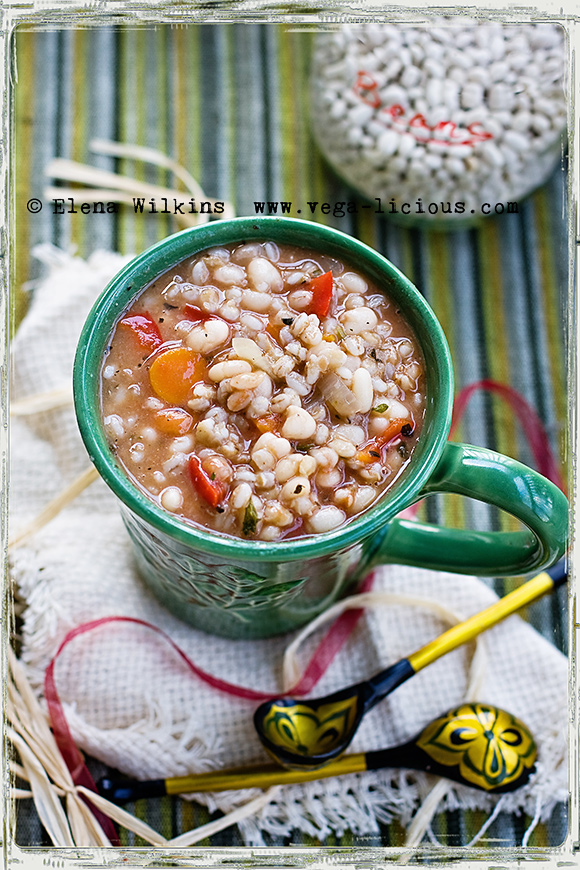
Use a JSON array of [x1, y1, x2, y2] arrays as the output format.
[[100, 241, 426, 540]]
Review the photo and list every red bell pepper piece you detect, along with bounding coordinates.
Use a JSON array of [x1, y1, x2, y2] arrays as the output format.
[[119, 312, 162, 351], [307, 271, 334, 318], [188, 454, 226, 508], [183, 304, 215, 324]]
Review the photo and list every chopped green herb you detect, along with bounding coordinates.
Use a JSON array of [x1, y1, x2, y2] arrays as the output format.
[[242, 501, 259, 536], [336, 326, 346, 341], [372, 404, 389, 414], [295, 443, 314, 452], [210, 472, 216, 480]]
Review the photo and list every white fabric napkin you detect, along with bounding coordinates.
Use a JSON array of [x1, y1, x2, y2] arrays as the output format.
[[10, 245, 568, 845]]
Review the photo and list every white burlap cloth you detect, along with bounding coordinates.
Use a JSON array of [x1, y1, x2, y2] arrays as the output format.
[[10, 245, 568, 846]]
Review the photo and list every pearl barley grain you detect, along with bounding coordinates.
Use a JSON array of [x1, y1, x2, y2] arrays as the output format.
[[161, 486, 184, 512]]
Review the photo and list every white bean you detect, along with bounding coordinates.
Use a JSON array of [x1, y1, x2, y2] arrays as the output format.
[[282, 406, 317, 440], [230, 483, 252, 510], [275, 456, 300, 482], [251, 448, 276, 471], [208, 360, 252, 382], [351, 367, 374, 413], [191, 260, 210, 285], [342, 307, 378, 334], [307, 506, 346, 534], [281, 476, 311, 501], [213, 264, 246, 286], [352, 486, 376, 512], [242, 288, 273, 313], [316, 468, 342, 488], [247, 257, 284, 293], [229, 371, 265, 391], [186, 319, 230, 353]]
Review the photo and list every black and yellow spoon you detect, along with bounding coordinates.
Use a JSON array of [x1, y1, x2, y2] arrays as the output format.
[[99, 703, 537, 800], [254, 558, 566, 770]]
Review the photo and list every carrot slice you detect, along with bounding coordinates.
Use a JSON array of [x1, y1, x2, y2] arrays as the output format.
[[254, 414, 282, 434], [357, 418, 413, 463], [265, 321, 282, 343], [149, 347, 207, 405], [155, 407, 194, 436]]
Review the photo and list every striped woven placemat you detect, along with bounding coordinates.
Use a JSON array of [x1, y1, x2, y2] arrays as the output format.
[[11, 21, 568, 849]]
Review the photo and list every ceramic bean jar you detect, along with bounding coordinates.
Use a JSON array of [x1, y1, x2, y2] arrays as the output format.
[[310, 19, 567, 225]]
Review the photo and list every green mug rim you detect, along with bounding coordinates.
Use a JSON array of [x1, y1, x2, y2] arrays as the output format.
[[73, 216, 454, 561]]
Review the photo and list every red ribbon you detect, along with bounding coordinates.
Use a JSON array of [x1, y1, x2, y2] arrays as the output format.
[[45, 629, 121, 844], [42, 379, 565, 840], [450, 379, 566, 493], [43, 571, 377, 838]]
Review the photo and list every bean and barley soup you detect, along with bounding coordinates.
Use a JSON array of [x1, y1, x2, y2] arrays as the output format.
[[101, 241, 426, 540]]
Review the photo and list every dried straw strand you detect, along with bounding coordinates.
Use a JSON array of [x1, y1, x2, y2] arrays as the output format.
[[44, 142, 235, 228], [166, 788, 281, 847], [76, 787, 168, 847], [10, 386, 73, 416], [8, 465, 99, 549], [8, 728, 76, 847], [11, 788, 34, 799], [8, 643, 282, 848], [8, 649, 114, 847], [90, 139, 208, 201]]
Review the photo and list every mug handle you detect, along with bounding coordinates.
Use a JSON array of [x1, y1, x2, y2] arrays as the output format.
[[373, 442, 568, 576]]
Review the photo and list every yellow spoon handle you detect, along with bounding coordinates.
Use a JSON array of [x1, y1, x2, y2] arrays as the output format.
[[167, 754, 370, 794], [407, 570, 556, 673]]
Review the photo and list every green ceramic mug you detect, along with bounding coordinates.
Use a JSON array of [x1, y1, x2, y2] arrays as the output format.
[[73, 217, 568, 639]]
